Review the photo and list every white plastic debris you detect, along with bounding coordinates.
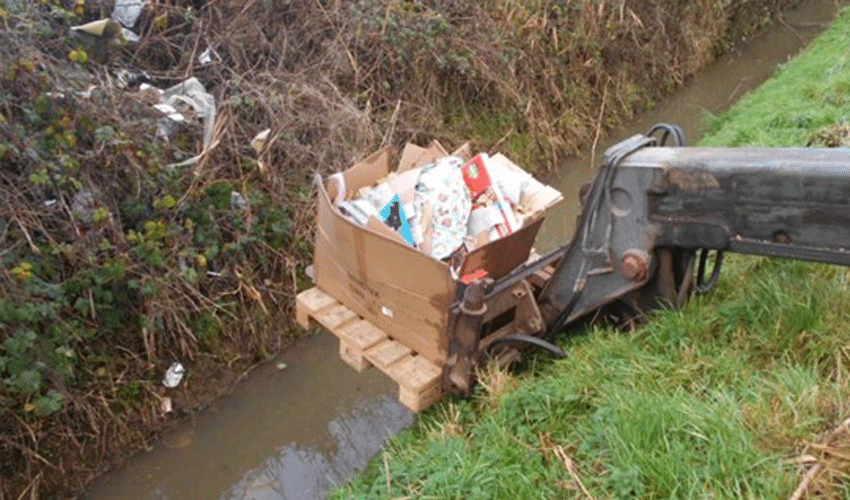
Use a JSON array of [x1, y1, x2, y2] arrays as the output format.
[[251, 128, 271, 154], [198, 46, 220, 66], [142, 78, 216, 168], [114, 68, 149, 89], [71, 19, 120, 37], [153, 103, 185, 122], [230, 191, 247, 210], [112, 0, 146, 42], [162, 362, 185, 388], [160, 396, 173, 414], [163, 78, 215, 148]]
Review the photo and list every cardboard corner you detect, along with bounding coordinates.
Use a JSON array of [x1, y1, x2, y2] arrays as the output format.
[[451, 142, 472, 161], [397, 140, 451, 172], [343, 146, 393, 198], [398, 143, 428, 173]]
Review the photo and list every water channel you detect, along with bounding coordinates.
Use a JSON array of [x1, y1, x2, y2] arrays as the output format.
[[85, 1, 846, 498]]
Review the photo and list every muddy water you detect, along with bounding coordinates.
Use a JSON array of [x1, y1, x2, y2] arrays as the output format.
[[85, 333, 413, 499], [86, 1, 844, 499]]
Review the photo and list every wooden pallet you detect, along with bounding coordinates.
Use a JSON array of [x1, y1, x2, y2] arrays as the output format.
[[296, 287, 444, 413]]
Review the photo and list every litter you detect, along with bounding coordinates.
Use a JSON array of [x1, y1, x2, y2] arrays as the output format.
[[308, 139, 562, 397], [140, 78, 217, 168], [230, 191, 247, 210], [338, 146, 556, 268], [198, 46, 220, 66], [411, 156, 471, 259], [162, 362, 185, 388], [111, 0, 146, 42], [251, 128, 271, 154]]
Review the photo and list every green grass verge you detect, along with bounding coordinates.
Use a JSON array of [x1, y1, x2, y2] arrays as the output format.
[[331, 7, 850, 500]]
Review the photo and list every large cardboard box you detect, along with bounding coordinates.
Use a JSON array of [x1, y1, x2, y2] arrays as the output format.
[[313, 143, 561, 365]]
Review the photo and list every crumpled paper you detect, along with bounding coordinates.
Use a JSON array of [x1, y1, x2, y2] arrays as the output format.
[[142, 77, 216, 168], [112, 0, 145, 42]]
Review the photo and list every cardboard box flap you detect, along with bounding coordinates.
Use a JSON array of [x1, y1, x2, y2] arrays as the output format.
[[398, 140, 449, 172], [459, 216, 544, 280], [398, 143, 428, 173], [451, 142, 472, 161], [318, 178, 413, 248], [366, 216, 408, 245], [342, 146, 393, 199]]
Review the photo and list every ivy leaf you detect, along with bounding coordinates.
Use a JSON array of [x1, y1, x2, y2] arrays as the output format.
[[34, 390, 65, 416], [13, 368, 42, 394]]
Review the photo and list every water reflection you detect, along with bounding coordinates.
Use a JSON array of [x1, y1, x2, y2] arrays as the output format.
[[221, 395, 411, 500], [86, 332, 413, 500]]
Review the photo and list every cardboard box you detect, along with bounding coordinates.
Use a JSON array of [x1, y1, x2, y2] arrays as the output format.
[[313, 143, 562, 365]]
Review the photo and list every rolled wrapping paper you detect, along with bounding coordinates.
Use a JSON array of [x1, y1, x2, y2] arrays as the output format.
[[479, 153, 519, 233]]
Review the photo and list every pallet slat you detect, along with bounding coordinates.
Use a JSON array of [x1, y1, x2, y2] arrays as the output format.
[[336, 320, 388, 372], [296, 286, 445, 413], [400, 382, 442, 414], [340, 340, 371, 372], [337, 320, 387, 351], [315, 304, 357, 331], [365, 339, 413, 370], [386, 355, 441, 392], [295, 287, 338, 328]]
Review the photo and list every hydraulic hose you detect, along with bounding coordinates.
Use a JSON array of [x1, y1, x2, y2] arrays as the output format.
[[487, 334, 567, 359]]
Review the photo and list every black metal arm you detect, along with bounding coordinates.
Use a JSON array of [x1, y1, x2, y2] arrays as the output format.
[[538, 130, 850, 334]]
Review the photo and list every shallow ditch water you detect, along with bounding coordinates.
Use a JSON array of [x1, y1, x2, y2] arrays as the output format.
[[84, 1, 846, 498]]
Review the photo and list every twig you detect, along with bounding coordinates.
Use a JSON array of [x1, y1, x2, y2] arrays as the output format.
[[589, 78, 610, 169], [539, 433, 595, 499], [15, 472, 40, 500], [11, 215, 40, 254], [789, 463, 822, 500], [381, 99, 402, 146], [788, 417, 850, 500], [552, 445, 595, 500]]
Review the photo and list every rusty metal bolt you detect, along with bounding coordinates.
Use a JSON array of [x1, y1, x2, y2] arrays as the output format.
[[621, 250, 649, 282], [460, 281, 487, 316]]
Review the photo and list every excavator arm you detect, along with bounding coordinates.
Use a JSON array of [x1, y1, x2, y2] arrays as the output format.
[[443, 124, 850, 395]]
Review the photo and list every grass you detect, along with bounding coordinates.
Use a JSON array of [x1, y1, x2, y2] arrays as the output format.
[[331, 7, 850, 500]]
